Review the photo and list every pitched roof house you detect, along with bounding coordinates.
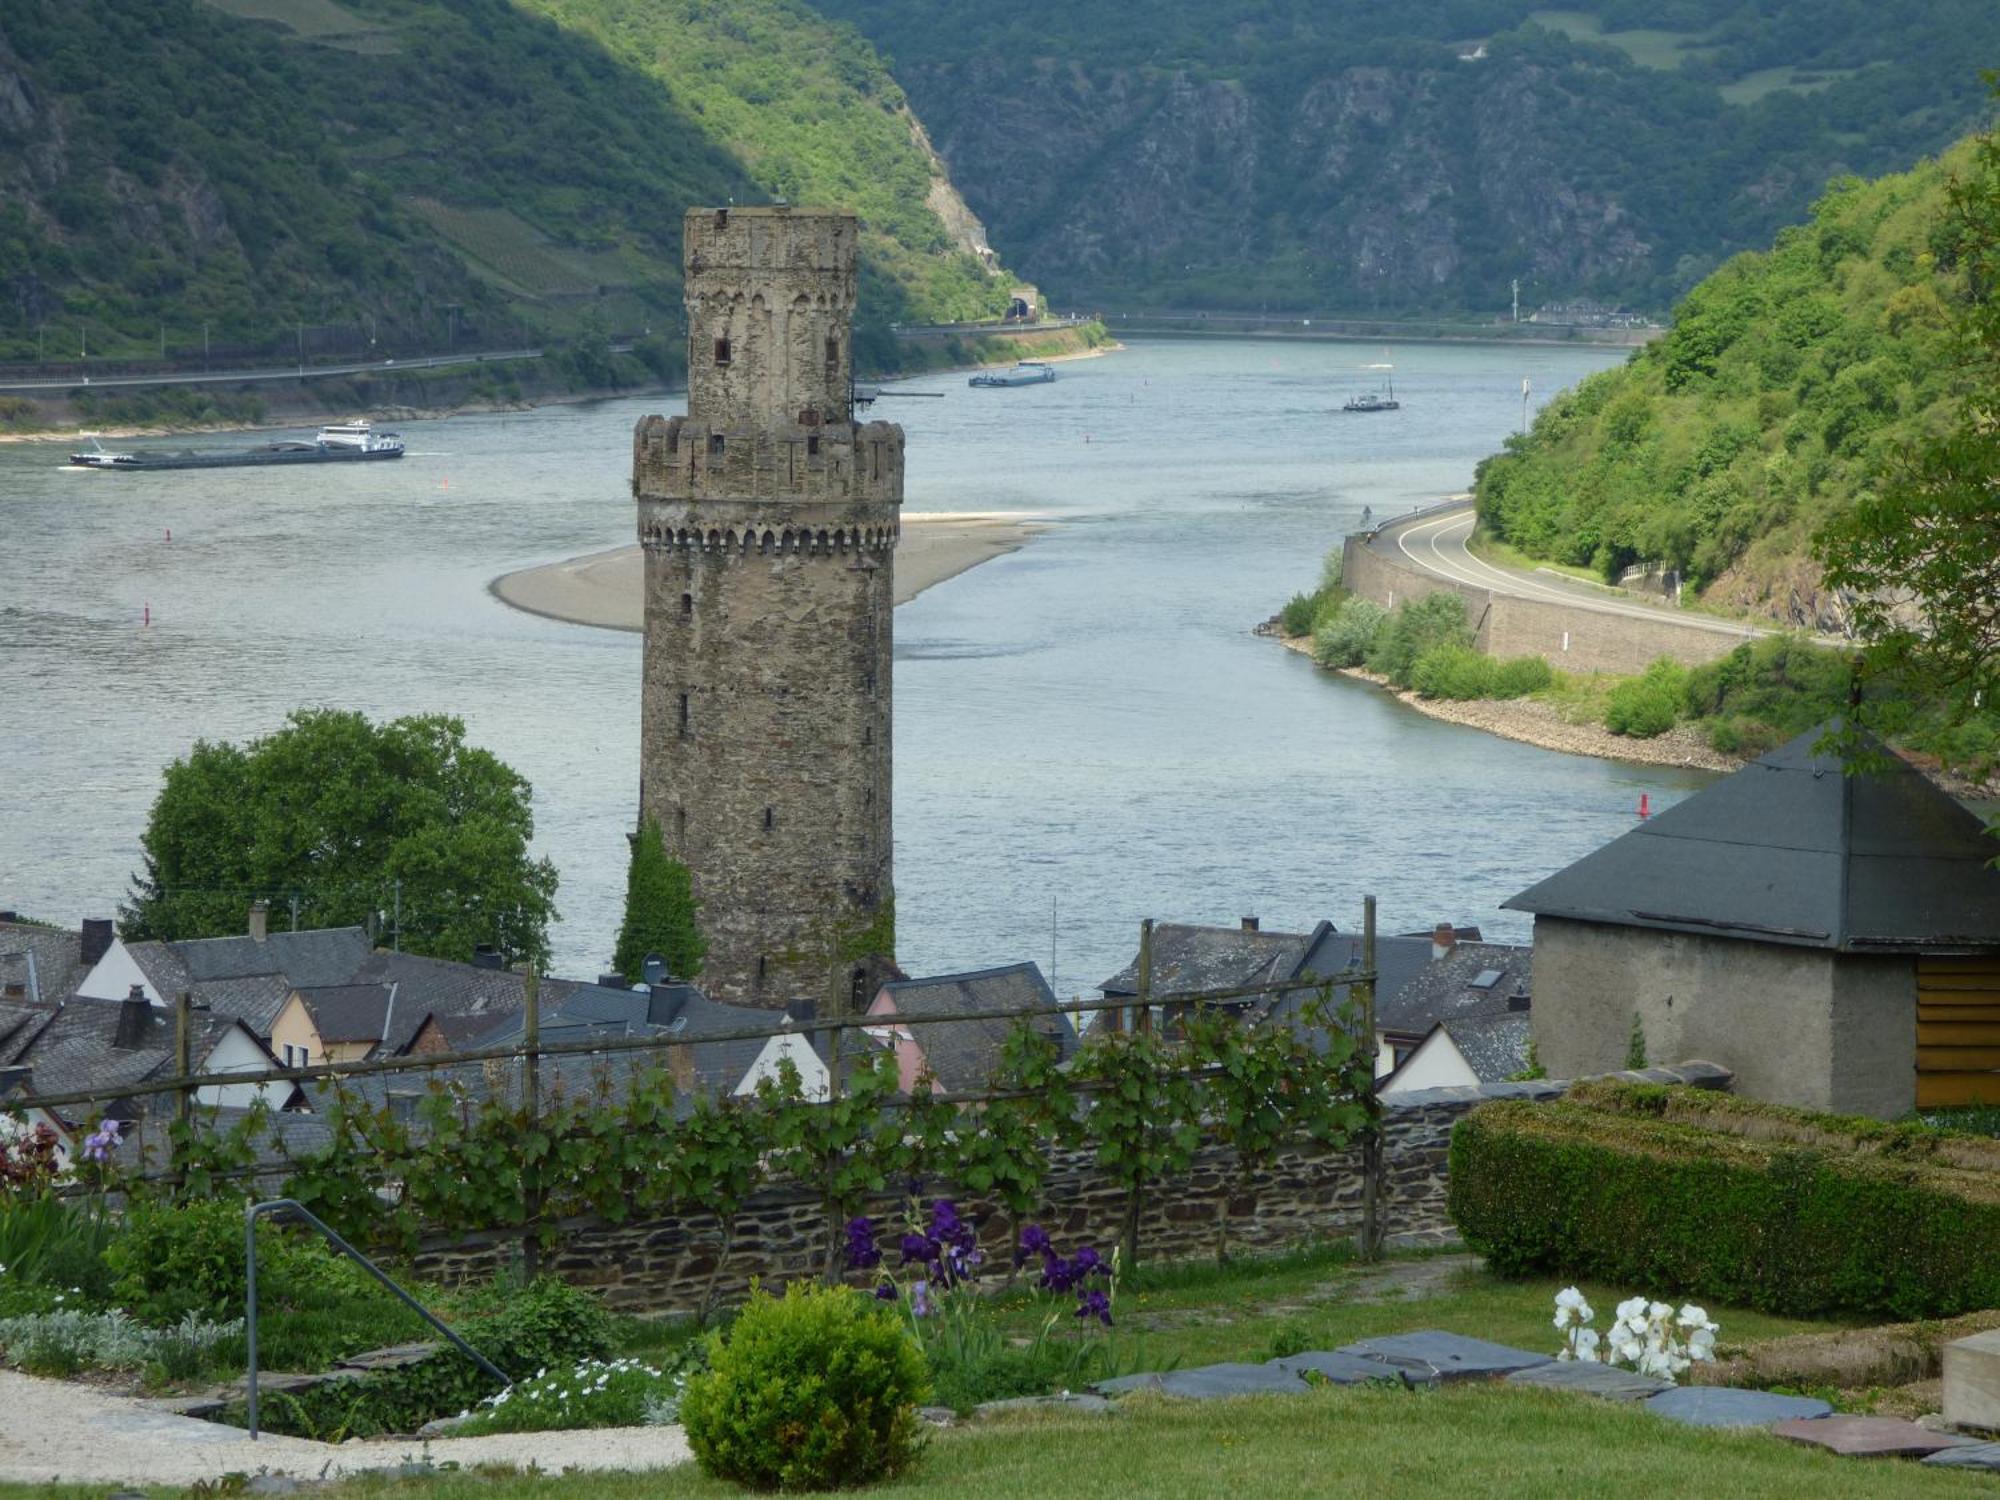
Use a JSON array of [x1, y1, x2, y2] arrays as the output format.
[[1506, 723, 2000, 1116], [0, 916, 110, 1007], [868, 962, 1077, 1093], [77, 922, 373, 1009]]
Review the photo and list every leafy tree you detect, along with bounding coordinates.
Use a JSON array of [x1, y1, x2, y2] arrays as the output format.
[[1817, 92, 2000, 734], [613, 819, 706, 982], [123, 709, 558, 966]]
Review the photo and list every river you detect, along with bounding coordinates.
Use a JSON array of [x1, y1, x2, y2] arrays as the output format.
[[0, 336, 1712, 994]]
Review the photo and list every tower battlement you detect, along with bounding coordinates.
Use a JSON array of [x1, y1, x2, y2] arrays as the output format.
[[632, 413, 904, 508], [634, 208, 899, 1011]]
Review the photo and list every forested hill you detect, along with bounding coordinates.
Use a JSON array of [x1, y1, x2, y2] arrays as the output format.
[[0, 0, 1007, 365], [1473, 134, 1987, 630], [815, 0, 1999, 317]]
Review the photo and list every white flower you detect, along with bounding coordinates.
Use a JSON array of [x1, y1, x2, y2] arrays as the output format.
[[1614, 1296, 1648, 1323], [1572, 1328, 1600, 1362]]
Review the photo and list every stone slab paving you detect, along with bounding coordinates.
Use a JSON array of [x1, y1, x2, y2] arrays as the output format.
[[1645, 1387, 1833, 1428], [1772, 1414, 1977, 1459], [1097, 1363, 1310, 1399], [1337, 1331, 1552, 1384], [1505, 1362, 1670, 1402], [1924, 1441, 2000, 1470], [1271, 1351, 1418, 1386]]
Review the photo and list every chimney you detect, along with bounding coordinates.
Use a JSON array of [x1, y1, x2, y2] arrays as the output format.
[[1240, 916, 1261, 933], [1432, 922, 1457, 960], [1508, 981, 1531, 1013], [1, 982, 23, 1001], [597, 971, 632, 991], [113, 985, 152, 1050], [248, 901, 269, 943], [641, 952, 668, 988], [80, 918, 114, 968], [472, 945, 504, 971]]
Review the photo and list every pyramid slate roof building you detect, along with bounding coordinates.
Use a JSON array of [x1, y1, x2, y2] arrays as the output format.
[[1508, 724, 2000, 1117]]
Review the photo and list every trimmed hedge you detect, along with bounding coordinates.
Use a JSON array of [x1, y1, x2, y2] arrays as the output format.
[[1449, 1091, 2000, 1320]]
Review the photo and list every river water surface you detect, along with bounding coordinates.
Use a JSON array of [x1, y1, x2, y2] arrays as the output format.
[[0, 337, 1711, 992]]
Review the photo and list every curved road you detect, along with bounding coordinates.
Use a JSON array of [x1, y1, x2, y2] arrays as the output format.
[[1371, 500, 1767, 642], [0, 345, 556, 394]]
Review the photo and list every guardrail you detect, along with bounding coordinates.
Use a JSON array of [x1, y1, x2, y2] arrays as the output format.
[[244, 1198, 511, 1439]]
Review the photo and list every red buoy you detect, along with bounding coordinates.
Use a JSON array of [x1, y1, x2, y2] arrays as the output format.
[[1639, 793, 1651, 820], [143, 603, 151, 627]]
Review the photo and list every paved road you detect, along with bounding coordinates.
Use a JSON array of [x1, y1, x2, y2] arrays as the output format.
[[1371, 500, 1767, 641], [0, 346, 547, 394]]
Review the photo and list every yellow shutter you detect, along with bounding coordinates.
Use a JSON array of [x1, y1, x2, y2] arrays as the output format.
[[1916, 958, 2000, 1108]]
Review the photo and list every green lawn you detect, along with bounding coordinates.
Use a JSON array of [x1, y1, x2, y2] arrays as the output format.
[[4, 1386, 1990, 1500]]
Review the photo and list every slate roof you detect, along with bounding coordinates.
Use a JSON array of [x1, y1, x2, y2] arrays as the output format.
[[1437, 1011, 1533, 1084], [1504, 723, 2000, 952], [1101, 923, 1328, 999], [0, 922, 90, 1006], [1375, 943, 1533, 1040], [7, 995, 261, 1114], [123, 927, 374, 999], [877, 962, 1077, 1090], [296, 983, 397, 1045], [188, 974, 295, 1035]]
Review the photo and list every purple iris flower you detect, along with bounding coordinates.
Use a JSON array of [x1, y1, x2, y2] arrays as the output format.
[[1018, 1224, 1053, 1263], [1076, 1288, 1113, 1327], [899, 1231, 935, 1266], [911, 1280, 933, 1318], [874, 1281, 897, 1301], [1071, 1246, 1105, 1278], [845, 1216, 882, 1271]]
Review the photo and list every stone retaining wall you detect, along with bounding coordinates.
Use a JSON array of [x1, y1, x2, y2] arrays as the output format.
[[1342, 530, 1748, 676], [410, 1063, 1731, 1315]]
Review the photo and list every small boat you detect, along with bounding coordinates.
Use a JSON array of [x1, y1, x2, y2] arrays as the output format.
[[1343, 362, 1399, 413], [66, 421, 405, 471], [968, 361, 1056, 388]]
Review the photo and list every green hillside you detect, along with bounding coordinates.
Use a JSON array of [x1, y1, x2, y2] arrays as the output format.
[[0, 0, 1006, 366], [815, 0, 1999, 315], [1473, 134, 1990, 627]]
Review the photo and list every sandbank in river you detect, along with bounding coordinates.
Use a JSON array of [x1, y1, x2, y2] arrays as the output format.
[[491, 512, 1045, 630]]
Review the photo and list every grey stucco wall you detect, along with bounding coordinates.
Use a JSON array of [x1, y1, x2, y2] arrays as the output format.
[[1829, 954, 1918, 1118], [1532, 916, 1918, 1117]]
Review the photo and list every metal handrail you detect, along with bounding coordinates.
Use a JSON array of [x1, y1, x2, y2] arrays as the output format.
[[244, 1197, 511, 1439]]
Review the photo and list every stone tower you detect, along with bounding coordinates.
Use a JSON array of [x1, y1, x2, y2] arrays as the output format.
[[633, 206, 900, 1010]]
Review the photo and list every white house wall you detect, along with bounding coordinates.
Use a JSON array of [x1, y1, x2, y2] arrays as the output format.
[[195, 1027, 288, 1110], [732, 1031, 830, 1100], [1380, 1031, 1479, 1095], [76, 941, 161, 1005]]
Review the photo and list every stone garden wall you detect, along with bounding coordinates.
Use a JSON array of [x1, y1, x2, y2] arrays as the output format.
[[410, 1063, 1731, 1316]]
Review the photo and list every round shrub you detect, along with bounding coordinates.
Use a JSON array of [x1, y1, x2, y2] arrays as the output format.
[[1604, 660, 1689, 738], [1491, 655, 1554, 698], [681, 1281, 929, 1492], [1410, 644, 1496, 700], [1311, 597, 1386, 668]]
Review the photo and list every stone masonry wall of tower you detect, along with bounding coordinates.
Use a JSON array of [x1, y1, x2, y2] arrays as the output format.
[[633, 207, 901, 1011]]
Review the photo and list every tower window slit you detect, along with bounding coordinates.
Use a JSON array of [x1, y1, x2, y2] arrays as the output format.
[[678, 692, 690, 736], [825, 335, 839, 372], [807, 434, 820, 457], [763, 806, 774, 831], [681, 592, 693, 617], [713, 337, 731, 365], [708, 432, 725, 457]]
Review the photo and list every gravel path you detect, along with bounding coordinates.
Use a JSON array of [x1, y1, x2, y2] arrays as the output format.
[[0, 1369, 693, 1486]]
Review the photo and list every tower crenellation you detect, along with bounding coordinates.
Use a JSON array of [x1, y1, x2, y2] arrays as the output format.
[[634, 207, 899, 1011]]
